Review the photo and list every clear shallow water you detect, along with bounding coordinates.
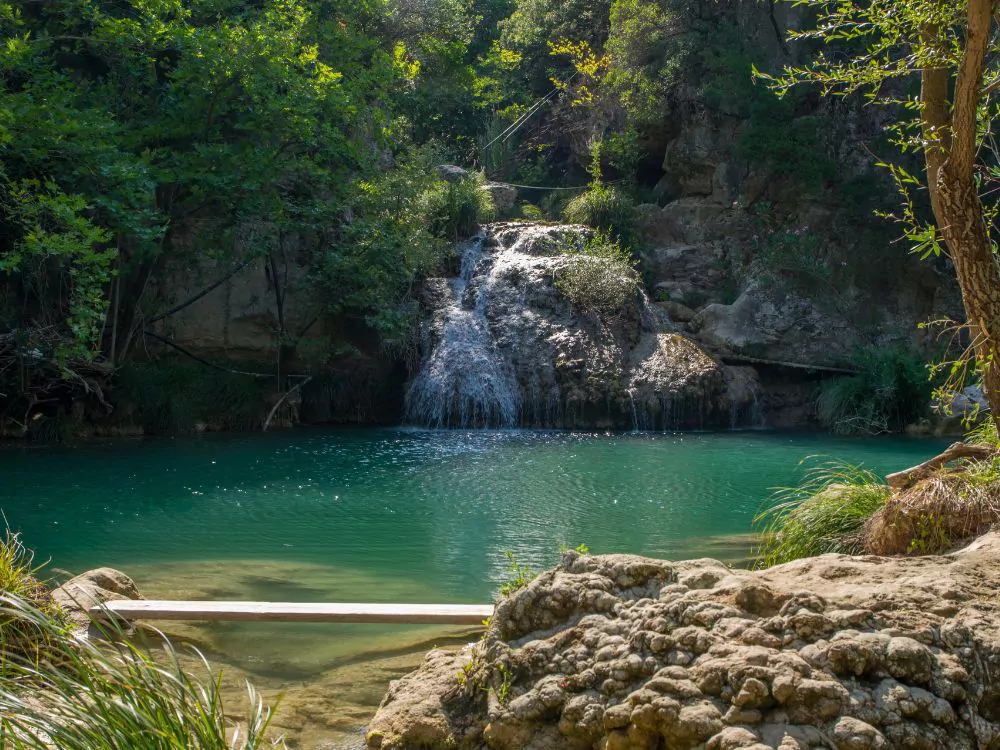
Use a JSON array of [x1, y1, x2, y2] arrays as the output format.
[[0, 428, 949, 747]]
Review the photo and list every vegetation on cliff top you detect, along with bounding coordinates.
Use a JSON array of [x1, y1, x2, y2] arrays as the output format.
[[0, 0, 992, 436]]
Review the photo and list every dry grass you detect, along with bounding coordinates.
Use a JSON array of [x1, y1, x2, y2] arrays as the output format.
[[864, 459, 1000, 555]]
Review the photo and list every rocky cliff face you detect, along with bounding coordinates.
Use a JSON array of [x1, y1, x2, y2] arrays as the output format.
[[367, 536, 1000, 750], [405, 222, 762, 430]]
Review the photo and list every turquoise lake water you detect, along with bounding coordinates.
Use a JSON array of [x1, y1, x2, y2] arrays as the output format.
[[0, 428, 949, 590], [0, 428, 950, 747]]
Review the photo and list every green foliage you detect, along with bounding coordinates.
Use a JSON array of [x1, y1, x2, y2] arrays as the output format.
[[0, 529, 62, 670], [558, 542, 590, 554], [0, 182, 115, 363], [967, 420, 1000, 448], [0, 594, 280, 748], [499, 0, 610, 90], [604, 0, 689, 124], [736, 94, 836, 189], [423, 174, 496, 240], [754, 460, 891, 567], [518, 203, 546, 220], [117, 361, 270, 434], [493, 662, 513, 705], [497, 550, 536, 597], [562, 185, 636, 242], [745, 222, 832, 285], [554, 230, 640, 315], [907, 513, 950, 556], [817, 347, 932, 435]]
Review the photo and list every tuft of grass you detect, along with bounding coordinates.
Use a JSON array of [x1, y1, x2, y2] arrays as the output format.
[[424, 173, 496, 240], [0, 595, 283, 749], [563, 184, 636, 244], [0, 528, 48, 607], [754, 459, 890, 567], [967, 419, 999, 447], [817, 347, 931, 435], [0, 528, 63, 671], [497, 551, 536, 598]]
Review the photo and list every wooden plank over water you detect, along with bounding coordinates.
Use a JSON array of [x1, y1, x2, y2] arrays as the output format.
[[92, 600, 494, 625]]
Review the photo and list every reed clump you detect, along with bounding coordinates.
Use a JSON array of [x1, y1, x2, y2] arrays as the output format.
[[754, 459, 891, 567], [0, 531, 283, 749]]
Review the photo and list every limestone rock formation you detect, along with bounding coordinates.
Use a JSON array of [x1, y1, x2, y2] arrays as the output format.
[[406, 222, 757, 430], [52, 567, 142, 629], [483, 182, 518, 215], [367, 536, 1000, 750]]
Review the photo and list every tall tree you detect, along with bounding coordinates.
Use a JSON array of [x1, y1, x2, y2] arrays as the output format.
[[768, 0, 1000, 427]]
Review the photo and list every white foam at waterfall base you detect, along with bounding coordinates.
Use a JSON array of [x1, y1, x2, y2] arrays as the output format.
[[405, 234, 521, 428]]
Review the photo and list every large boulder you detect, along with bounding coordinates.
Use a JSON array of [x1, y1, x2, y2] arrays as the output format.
[[691, 282, 857, 367], [52, 567, 142, 629], [482, 182, 517, 214], [436, 164, 471, 183], [368, 535, 1000, 750]]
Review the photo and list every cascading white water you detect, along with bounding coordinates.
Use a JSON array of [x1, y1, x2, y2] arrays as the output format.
[[404, 233, 522, 428], [406, 221, 750, 430]]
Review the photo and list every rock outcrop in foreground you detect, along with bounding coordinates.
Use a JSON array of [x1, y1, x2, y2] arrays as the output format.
[[367, 536, 1000, 750]]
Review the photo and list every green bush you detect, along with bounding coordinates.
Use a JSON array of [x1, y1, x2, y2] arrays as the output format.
[[817, 347, 932, 435], [423, 174, 496, 240], [562, 184, 636, 243], [0, 594, 280, 748], [737, 94, 837, 190], [518, 203, 545, 220], [754, 460, 890, 567], [554, 230, 641, 314], [604, 0, 691, 125]]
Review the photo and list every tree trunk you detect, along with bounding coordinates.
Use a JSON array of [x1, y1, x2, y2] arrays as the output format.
[[935, 177, 1000, 425], [922, 0, 1000, 428]]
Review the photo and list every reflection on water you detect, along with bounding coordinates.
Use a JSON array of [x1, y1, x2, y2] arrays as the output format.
[[133, 560, 480, 749], [2, 428, 946, 747]]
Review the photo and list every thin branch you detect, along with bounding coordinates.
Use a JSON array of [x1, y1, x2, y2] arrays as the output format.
[[262, 377, 312, 431], [145, 258, 254, 325], [142, 330, 275, 378]]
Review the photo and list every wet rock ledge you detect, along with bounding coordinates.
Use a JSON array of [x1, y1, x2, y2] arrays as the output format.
[[366, 536, 1000, 750]]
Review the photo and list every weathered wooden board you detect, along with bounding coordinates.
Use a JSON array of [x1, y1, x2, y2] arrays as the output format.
[[91, 600, 494, 624]]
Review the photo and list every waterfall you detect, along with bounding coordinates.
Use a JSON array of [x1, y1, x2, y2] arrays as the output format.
[[405, 221, 748, 431], [725, 366, 766, 429], [404, 233, 521, 428]]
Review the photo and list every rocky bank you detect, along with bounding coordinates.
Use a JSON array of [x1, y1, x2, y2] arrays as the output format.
[[367, 537, 1000, 750]]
